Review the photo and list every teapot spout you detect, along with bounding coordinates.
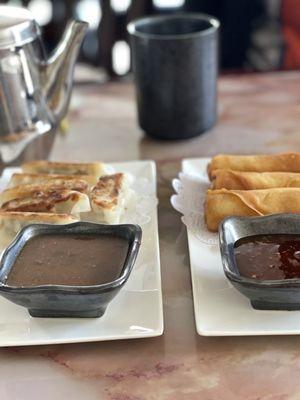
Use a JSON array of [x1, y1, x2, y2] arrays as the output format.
[[41, 20, 88, 123]]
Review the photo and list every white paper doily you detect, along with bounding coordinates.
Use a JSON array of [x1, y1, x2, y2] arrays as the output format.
[[121, 174, 158, 226], [171, 171, 218, 245]]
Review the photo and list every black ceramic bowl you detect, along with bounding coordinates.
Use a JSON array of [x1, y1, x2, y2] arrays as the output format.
[[219, 214, 300, 311], [0, 222, 142, 318]]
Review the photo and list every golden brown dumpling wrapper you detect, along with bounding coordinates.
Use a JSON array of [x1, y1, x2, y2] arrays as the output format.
[[3, 180, 89, 200], [22, 160, 106, 178], [207, 153, 300, 180], [0, 188, 90, 215], [211, 170, 300, 190], [9, 173, 96, 188], [205, 188, 300, 231], [90, 173, 129, 224], [0, 212, 78, 249]]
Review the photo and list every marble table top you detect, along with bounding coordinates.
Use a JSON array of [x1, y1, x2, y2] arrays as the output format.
[[1, 71, 300, 399]]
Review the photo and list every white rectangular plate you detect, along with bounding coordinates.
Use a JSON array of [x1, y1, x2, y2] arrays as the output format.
[[183, 157, 300, 336], [0, 160, 163, 346]]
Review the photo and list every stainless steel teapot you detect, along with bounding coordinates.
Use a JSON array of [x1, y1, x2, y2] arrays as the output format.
[[0, 6, 88, 166]]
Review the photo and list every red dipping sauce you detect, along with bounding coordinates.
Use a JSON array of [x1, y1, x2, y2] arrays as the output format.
[[234, 234, 300, 280]]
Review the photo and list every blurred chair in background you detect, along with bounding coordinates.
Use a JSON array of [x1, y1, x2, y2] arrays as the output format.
[[1, 0, 300, 77]]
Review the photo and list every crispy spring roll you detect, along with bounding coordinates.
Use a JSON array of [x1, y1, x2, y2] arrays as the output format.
[[207, 153, 300, 180], [211, 170, 300, 190], [205, 188, 300, 232]]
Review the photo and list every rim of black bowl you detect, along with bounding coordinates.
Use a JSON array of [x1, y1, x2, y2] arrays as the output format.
[[127, 13, 220, 41], [219, 213, 300, 287], [0, 221, 142, 293]]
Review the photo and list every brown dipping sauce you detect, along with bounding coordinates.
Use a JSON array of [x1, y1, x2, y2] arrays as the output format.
[[6, 234, 129, 287], [234, 234, 300, 280]]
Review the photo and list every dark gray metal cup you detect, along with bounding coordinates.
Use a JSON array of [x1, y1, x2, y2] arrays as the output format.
[[127, 14, 219, 140]]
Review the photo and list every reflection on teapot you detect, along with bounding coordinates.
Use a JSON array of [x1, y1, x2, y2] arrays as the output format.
[[0, 6, 88, 166]]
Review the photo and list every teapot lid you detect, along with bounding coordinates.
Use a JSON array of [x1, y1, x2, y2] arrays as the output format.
[[0, 6, 40, 49]]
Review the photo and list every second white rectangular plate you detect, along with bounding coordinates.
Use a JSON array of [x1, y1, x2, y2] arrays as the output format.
[[0, 160, 163, 346], [183, 157, 300, 336]]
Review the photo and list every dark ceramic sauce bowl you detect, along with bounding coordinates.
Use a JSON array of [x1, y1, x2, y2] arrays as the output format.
[[0, 222, 142, 318], [219, 214, 300, 311]]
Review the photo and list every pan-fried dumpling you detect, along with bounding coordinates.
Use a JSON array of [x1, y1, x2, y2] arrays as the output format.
[[5, 181, 89, 197], [22, 160, 106, 178], [0, 188, 90, 215], [89, 173, 130, 224], [9, 173, 96, 188], [0, 212, 78, 249]]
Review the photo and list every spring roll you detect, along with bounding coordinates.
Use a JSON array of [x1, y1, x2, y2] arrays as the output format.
[[207, 153, 300, 180], [22, 160, 106, 178], [211, 170, 300, 190], [205, 188, 300, 232]]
